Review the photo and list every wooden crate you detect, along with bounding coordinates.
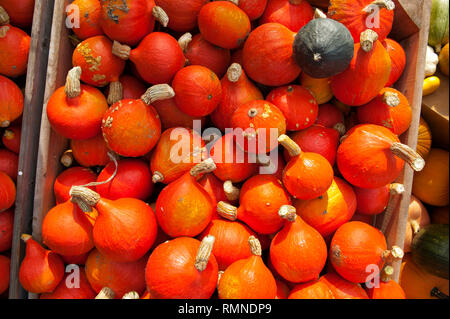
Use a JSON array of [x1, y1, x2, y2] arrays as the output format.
[[8, 0, 56, 299], [26, 0, 431, 299]]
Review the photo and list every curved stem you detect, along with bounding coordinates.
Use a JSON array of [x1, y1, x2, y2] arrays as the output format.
[[362, 0, 395, 13], [78, 152, 119, 188], [360, 29, 379, 53], [95, 287, 115, 299], [223, 180, 240, 202], [248, 236, 262, 256], [60, 149, 74, 168], [380, 183, 405, 235], [390, 143, 425, 172], [152, 171, 164, 184], [111, 41, 131, 60], [217, 201, 238, 221], [64, 67, 82, 98], [70, 186, 101, 213], [178, 32, 192, 53], [190, 158, 216, 177], [313, 8, 327, 19], [410, 220, 421, 235], [107, 81, 123, 105], [152, 6, 169, 27], [0, 6, 9, 25], [195, 235, 215, 272], [278, 134, 301, 157], [333, 122, 346, 137], [227, 63, 243, 83], [141, 84, 175, 105]]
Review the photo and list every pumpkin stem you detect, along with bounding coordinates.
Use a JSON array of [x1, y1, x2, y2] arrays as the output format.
[[95, 287, 115, 299], [152, 6, 169, 28], [111, 41, 131, 60], [225, 0, 240, 5], [178, 32, 192, 53], [0, 6, 9, 25], [360, 29, 379, 52], [227, 63, 243, 83], [380, 183, 405, 234], [362, 0, 395, 13], [77, 152, 119, 188], [190, 158, 217, 177], [247, 108, 258, 118], [70, 186, 101, 213], [20, 234, 32, 243], [107, 81, 123, 105], [60, 149, 74, 167], [0, 25, 9, 38], [380, 264, 394, 282], [410, 220, 421, 235], [382, 245, 404, 263], [64, 66, 82, 98], [313, 8, 327, 19], [382, 91, 400, 107], [431, 287, 450, 299], [217, 270, 224, 288], [248, 236, 262, 256], [0, 120, 10, 128], [195, 235, 215, 272], [3, 128, 14, 140], [152, 171, 164, 184], [141, 84, 175, 105], [313, 53, 322, 62], [68, 34, 81, 47], [278, 134, 302, 157], [390, 142, 425, 171], [333, 122, 346, 136], [223, 180, 240, 202], [122, 291, 140, 299], [217, 201, 238, 221], [278, 205, 297, 222]]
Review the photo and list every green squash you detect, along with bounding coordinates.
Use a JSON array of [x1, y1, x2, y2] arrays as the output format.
[[411, 224, 449, 280], [429, 0, 449, 53]]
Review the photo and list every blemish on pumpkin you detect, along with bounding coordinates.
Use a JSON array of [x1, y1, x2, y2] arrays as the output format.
[[0, 26, 9, 38], [77, 43, 102, 72], [331, 245, 342, 266], [105, 0, 130, 24], [318, 195, 323, 199], [92, 74, 106, 83], [207, 94, 213, 100], [322, 210, 328, 215]]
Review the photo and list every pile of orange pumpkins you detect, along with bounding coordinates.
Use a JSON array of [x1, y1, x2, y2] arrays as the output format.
[[0, 0, 34, 299], [0, 0, 447, 300]]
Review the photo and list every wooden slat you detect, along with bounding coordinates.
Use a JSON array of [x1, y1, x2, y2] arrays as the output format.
[[8, 0, 55, 299]]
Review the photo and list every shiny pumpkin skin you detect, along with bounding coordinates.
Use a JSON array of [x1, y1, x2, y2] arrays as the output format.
[[47, 84, 108, 140], [209, 133, 258, 183], [354, 184, 390, 215], [146, 237, 219, 299], [99, 0, 156, 46], [330, 221, 387, 283], [284, 125, 340, 166], [198, 219, 256, 271], [172, 65, 223, 117], [53, 166, 97, 204], [319, 272, 369, 299], [19, 237, 65, 294], [293, 177, 357, 237], [154, 0, 208, 32], [116, 74, 146, 99], [70, 133, 110, 167], [367, 278, 406, 299], [150, 127, 205, 184], [129, 32, 185, 85], [96, 158, 154, 200], [328, 0, 394, 43], [85, 248, 147, 298], [412, 148, 449, 207], [236, 174, 291, 234], [315, 103, 344, 128], [40, 268, 96, 299], [266, 85, 318, 131], [42, 200, 96, 257], [218, 250, 277, 299], [184, 33, 231, 79], [331, 40, 391, 106], [152, 97, 206, 130], [238, 0, 268, 21], [383, 38, 406, 87], [0, 171, 15, 213], [198, 1, 251, 50], [0, 149, 18, 182], [231, 100, 287, 154], [300, 74, 334, 105], [275, 279, 291, 299], [210, 66, 263, 131], [68, 0, 104, 40], [2, 124, 21, 153], [282, 149, 334, 200], [356, 88, 412, 135], [155, 172, 214, 238], [288, 279, 335, 299], [0, 25, 30, 77], [260, 0, 313, 32], [242, 23, 301, 86], [72, 35, 125, 87], [0, 75, 24, 127], [91, 197, 158, 263], [197, 173, 230, 217], [0, 254, 10, 294], [0, 0, 35, 28], [101, 98, 161, 157], [337, 124, 405, 188], [270, 216, 328, 283], [0, 208, 13, 252], [416, 117, 432, 160]]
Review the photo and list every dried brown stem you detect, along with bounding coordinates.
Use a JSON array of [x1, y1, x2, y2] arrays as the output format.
[[190, 158, 216, 177], [95, 287, 115, 299], [64, 67, 82, 98], [278, 205, 297, 222], [248, 236, 262, 256], [141, 84, 175, 105], [152, 6, 169, 27], [195, 235, 215, 272], [360, 29, 379, 53], [217, 201, 238, 221], [278, 134, 301, 157], [107, 81, 123, 105], [60, 149, 74, 167], [390, 143, 425, 172], [227, 63, 243, 82]]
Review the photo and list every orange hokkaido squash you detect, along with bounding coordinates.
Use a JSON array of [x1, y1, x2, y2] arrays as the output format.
[[354, 184, 390, 215], [260, 0, 314, 32], [154, 0, 208, 32], [0, 148, 18, 181], [288, 279, 335, 299], [40, 268, 96, 299], [0, 74, 23, 128], [0, 0, 35, 28], [70, 133, 110, 167], [0, 171, 15, 213], [366, 265, 406, 299], [0, 254, 9, 294], [319, 272, 369, 299], [2, 124, 21, 154], [0, 208, 13, 252], [383, 38, 406, 87], [416, 117, 432, 160], [0, 24, 30, 77], [68, 0, 103, 40]]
